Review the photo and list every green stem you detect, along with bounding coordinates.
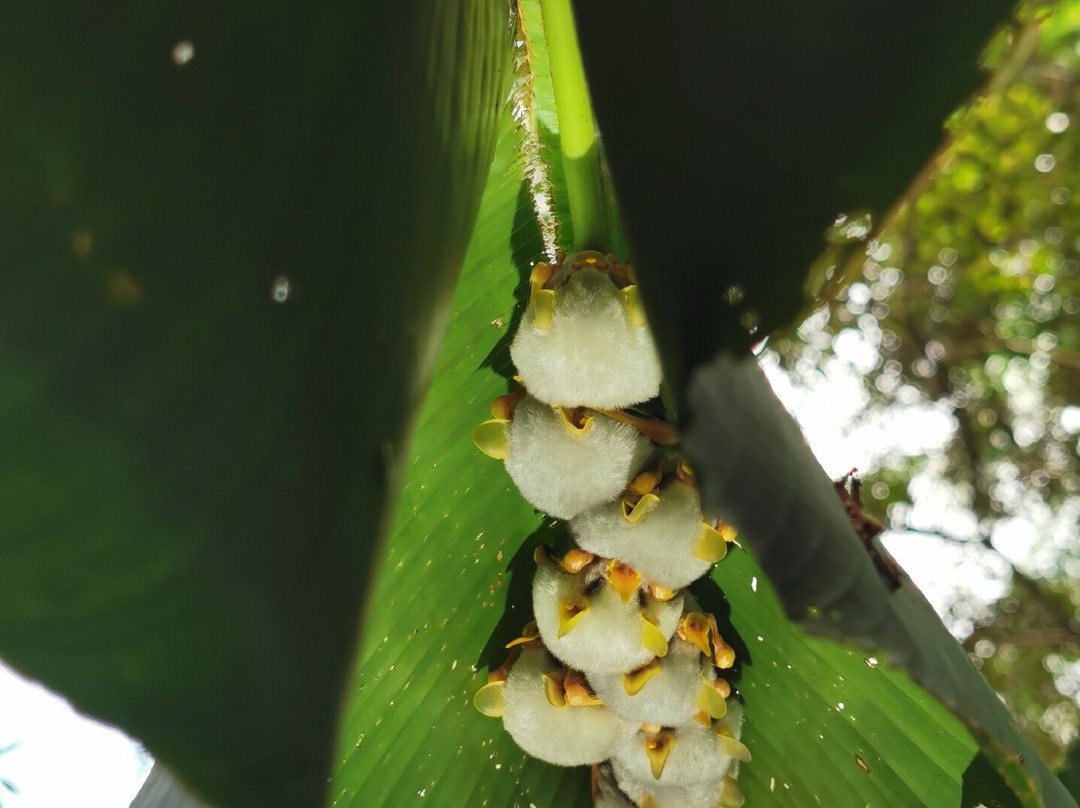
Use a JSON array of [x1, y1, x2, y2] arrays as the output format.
[[538, 0, 607, 252]]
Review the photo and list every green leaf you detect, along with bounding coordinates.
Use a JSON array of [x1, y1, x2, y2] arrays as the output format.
[[326, 313, 1031, 808], [327, 96, 580, 808], [0, 4, 510, 807], [326, 85, 1060, 808], [684, 354, 1077, 808], [706, 551, 984, 808], [570, 0, 1018, 373]]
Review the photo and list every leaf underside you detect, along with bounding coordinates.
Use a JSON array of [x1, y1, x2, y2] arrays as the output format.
[[571, 0, 1018, 379]]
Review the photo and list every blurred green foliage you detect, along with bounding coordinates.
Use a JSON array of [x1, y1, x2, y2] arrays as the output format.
[[777, 0, 1080, 768]]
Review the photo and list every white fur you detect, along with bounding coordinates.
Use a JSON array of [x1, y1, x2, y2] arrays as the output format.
[[504, 395, 655, 519], [510, 268, 663, 408], [532, 563, 684, 675], [612, 705, 743, 791], [501, 647, 620, 766], [595, 763, 639, 808], [715, 699, 744, 742], [571, 479, 713, 589], [590, 635, 711, 726], [612, 776, 723, 808]]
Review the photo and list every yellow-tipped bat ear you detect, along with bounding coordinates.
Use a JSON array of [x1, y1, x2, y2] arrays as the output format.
[[472, 419, 510, 460], [568, 250, 606, 272], [473, 680, 506, 718], [695, 676, 728, 720], [606, 560, 643, 604], [716, 734, 752, 763], [708, 614, 737, 669], [530, 288, 557, 329], [533, 545, 553, 567], [721, 774, 745, 808], [622, 658, 662, 695], [639, 613, 669, 657], [693, 522, 729, 563], [644, 729, 676, 780], [628, 470, 662, 496], [559, 548, 596, 574], [529, 261, 555, 291], [713, 676, 732, 699], [678, 612, 713, 658], [557, 406, 594, 436], [542, 672, 568, 708], [558, 597, 590, 638], [622, 492, 660, 524], [563, 668, 604, 707], [504, 621, 540, 649], [527, 261, 555, 329], [622, 284, 646, 327], [647, 582, 679, 602], [490, 390, 524, 421]]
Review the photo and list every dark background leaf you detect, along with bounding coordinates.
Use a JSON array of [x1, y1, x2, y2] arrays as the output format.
[[571, 0, 1017, 381], [684, 354, 1076, 807], [0, 3, 510, 807], [1058, 743, 1080, 803]]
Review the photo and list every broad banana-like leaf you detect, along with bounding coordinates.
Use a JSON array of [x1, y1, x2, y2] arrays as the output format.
[[326, 6, 1068, 804], [325, 207, 1037, 805], [0, 3, 510, 807]]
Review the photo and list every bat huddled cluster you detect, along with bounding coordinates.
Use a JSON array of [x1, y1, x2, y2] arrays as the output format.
[[472, 251, 749, 808]]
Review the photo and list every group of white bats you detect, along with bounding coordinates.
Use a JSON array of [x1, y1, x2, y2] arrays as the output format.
[[471, 252, 750, 808]]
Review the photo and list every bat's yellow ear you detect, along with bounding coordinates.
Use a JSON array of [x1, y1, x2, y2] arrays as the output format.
[[504, 621, 540, 649], [721, 774, 745, 808], [693, 522, 728, 563], [639, 614, 669, 658], [621, 284, 646, 327], [622, 659, 662, 695], [605, 560, 643, 604], [678, 612, 712, 659], [541, 672, 567, 708], [558, 597, 590, 638], [471, 419, 510, 459], [472, 680, 505, 718], [694, 675, 728, 720], [622, 493, 661, 525], [563, 668, 604, 707], [714, 731, 752, 763], [530, 288, 557, 329]]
